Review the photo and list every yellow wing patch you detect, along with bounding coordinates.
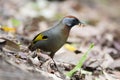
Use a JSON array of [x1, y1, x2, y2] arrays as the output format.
[[33, 34, 48, 43]]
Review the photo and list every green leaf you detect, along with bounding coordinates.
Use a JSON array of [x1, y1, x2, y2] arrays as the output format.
[[11, 18, 21, 27], [66, 43, 94, 77]]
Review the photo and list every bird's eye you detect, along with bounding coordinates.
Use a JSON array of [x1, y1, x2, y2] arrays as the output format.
[[73, 19, 76, 22]]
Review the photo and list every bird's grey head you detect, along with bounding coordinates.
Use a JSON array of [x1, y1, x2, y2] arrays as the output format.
[[62, 16, 81, 28]]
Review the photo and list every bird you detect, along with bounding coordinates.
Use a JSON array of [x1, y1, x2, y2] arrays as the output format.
[[28, 15, 82, 58]]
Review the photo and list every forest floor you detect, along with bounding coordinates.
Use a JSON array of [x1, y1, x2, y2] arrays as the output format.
[[0, 0, 120, 80]]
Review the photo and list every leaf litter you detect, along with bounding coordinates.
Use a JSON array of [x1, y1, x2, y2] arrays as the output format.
[[0, 0, 120, 80]]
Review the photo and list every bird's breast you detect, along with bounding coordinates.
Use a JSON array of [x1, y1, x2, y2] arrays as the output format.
[[36, 25, 70, 53]]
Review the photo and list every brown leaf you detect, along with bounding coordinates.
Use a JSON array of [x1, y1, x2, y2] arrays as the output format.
[[0, 37, 20, 52], [0, 38, 6, 50]]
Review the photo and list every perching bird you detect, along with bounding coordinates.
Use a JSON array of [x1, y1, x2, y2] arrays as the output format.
[[28, 15, 82, 58]]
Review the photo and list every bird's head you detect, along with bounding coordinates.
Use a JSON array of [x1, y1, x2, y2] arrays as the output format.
[[62, 15, 82, 28]]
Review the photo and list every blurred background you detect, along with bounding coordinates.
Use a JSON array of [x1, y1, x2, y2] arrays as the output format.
[[0, 0, 120, 80], [0, 0, 120, 35]]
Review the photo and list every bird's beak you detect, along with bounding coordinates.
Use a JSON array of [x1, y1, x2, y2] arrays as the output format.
[[78, 21, 85, 27]]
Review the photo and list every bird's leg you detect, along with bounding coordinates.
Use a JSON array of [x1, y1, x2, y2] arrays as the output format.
[[50, 58, 66, 78], [49, 52, 55, 59], [49, 52, 58, 70], [51, 58, 59, 71], [49, 53, 63, 74]]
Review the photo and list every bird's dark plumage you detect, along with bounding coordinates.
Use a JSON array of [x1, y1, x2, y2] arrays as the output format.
[[28, 15, 81, 58]]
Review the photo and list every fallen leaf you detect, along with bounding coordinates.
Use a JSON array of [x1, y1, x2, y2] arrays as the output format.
[[0, 37, 20, 52]]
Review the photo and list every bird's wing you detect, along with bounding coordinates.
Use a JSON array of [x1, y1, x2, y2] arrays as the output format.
[[33, 33, 48, 43]]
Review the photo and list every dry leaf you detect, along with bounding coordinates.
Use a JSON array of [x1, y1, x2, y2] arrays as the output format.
[[0, 37, 20, 52]]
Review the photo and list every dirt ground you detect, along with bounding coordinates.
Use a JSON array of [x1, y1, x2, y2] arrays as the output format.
[[0, 0, 120, 80]]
